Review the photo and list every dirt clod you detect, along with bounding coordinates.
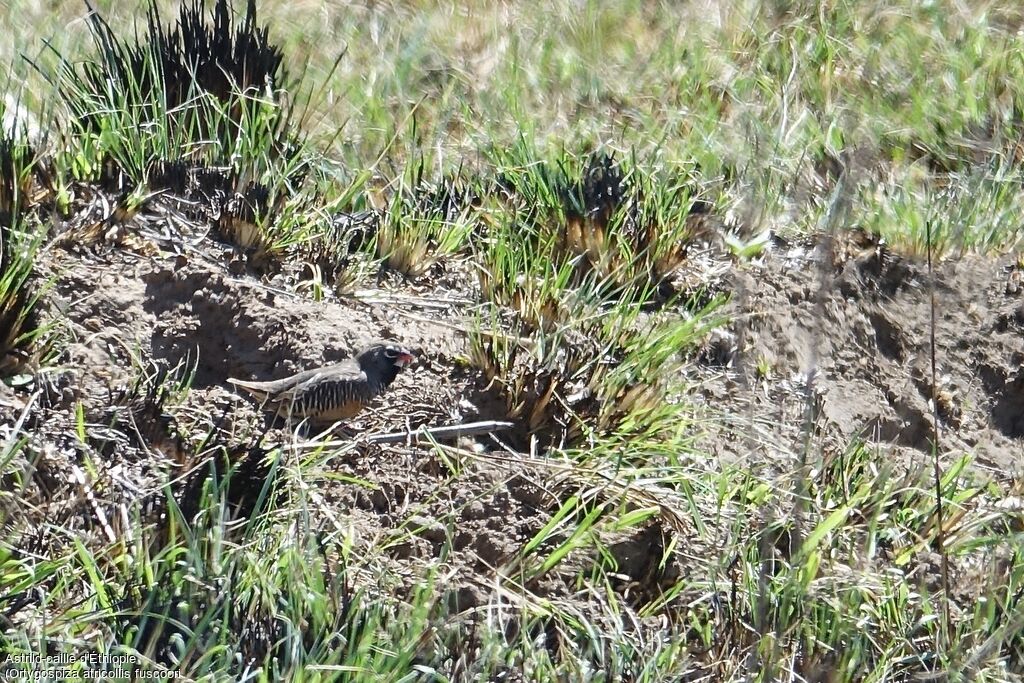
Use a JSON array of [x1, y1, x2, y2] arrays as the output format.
[[697, 246, 1024, 469]]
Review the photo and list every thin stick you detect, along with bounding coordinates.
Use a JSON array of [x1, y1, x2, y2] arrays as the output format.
[[291, 420, 516, 449], [926, 218, 952, 648], [70, 464, 117, 545], [349, 289, 474, 308], [366, 420, 516, 444]]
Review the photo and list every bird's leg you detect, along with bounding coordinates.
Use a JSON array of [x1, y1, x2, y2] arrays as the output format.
[[306, 422, 334, 443], [265, 408, 285, 432], [330, 421, 360, 439]]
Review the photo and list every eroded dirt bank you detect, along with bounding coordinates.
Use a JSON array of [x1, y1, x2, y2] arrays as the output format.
[[696, 239, 1023, 474]]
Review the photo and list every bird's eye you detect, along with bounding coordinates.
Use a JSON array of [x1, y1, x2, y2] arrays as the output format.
[[384, 347, 399, 358]]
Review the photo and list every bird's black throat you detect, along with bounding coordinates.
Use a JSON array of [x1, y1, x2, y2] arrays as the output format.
[[377, 364, 404, 388]]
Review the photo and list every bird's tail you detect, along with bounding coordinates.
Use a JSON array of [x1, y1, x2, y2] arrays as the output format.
[[227, 377, 271, 400]]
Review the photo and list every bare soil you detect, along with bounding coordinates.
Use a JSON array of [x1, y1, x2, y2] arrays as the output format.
[[3, 222, 1022, 641], [694, 235, 1023, 476]]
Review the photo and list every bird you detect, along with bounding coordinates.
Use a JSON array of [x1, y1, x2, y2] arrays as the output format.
[[227, 342, 415, 425]]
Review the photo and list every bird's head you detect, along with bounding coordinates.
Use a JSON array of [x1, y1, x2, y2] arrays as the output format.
[[357, 342, 416, 384]]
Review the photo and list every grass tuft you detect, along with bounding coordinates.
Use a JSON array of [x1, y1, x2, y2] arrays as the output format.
[[0, 107, 48, 377]]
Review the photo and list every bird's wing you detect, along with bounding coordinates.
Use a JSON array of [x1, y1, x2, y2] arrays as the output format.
[[287, 367, 372, 414], [227, 360, 359, 398]]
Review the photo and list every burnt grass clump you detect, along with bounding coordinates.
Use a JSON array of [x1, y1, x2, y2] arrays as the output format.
[[0, 117, 44, 375], [33, 0, 306, 270], [564, 151, 714, 298], [59, 0, 291, 151], [487, 149, 718, 308], [464, 150, 722, 449]]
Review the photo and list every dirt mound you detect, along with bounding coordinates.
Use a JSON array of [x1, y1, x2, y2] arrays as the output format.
[[696, 239, 1023, 471], [7, 222, 1024, 668], [9, 242, 618, 612], [36, 248, 474, 417]]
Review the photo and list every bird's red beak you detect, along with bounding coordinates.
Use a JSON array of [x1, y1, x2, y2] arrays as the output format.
[[395, 351, 415, 368]]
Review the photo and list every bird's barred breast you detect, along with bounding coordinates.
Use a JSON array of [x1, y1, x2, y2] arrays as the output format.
[[282, 376, 380, 421]]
